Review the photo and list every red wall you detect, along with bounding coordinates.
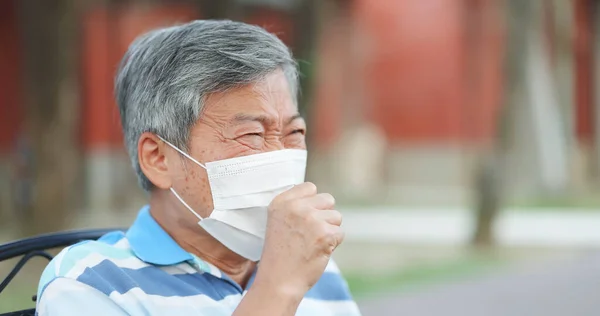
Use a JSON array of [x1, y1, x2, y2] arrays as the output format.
[[79, 4, 294, 151], [0, 0, 22, 153], [312, 0, 504, 146], [574, 0, 594, 142], [81, 4, 199, 150], [4, 1, 591, 153]]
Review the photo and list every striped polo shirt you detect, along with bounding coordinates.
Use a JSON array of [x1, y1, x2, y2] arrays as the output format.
[[36, 206, 361, 315]]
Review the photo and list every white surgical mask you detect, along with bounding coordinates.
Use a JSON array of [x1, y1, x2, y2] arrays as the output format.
[[158, 136, 307, 261]]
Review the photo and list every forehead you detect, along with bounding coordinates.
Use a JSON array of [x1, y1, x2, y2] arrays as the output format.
[[203, 71, 297, 119]]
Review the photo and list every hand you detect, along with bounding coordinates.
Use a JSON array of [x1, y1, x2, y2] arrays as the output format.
[[255, 182, 344, 298]]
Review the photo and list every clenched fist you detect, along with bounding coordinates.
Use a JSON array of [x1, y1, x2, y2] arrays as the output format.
[[258, 182, 344, 296], [233, 182, 345, 315]]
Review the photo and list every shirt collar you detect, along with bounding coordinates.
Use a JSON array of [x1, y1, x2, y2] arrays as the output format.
[[126, 205, 193, 266]]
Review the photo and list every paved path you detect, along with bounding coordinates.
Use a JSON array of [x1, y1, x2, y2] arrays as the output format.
[[358, 252, 600, 316], [343, 208, 600, 247]]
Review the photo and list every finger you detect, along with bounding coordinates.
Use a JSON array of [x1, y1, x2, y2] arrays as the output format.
[[324, 226, 345, 254], [305, 193, 335, 210], [332, 226, 345, 247], [312, 209, 342, 226], [278, 182, 317, 201]]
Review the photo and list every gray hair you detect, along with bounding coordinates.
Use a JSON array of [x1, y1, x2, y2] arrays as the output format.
[[115, 20, 298, 191]]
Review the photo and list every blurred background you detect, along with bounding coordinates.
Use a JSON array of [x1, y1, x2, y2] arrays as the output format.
[[1, 0, 600, 315]]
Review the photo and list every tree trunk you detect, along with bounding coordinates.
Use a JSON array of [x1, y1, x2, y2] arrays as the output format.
[[592, 0, 600, 184], [196, 0, 239, 19], [292, 0, 319, 121], [472, 0, 530, 246], [17, 0, 81, 235]]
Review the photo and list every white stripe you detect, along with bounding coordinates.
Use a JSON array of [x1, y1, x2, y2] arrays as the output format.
[[63, 253, 203, 278], [38, 278, 128, 316], [112, 238, 131, 249], [325, 259, 341, 273], [204, 261, 223, 278], [297, 297, 362, 316], [53, 246, 70, 275], [160, 263, 199, 275], [64, 252, 150, 279]]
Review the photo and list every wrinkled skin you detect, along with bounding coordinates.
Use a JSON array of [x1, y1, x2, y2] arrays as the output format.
[[137, 70, 307, 286]]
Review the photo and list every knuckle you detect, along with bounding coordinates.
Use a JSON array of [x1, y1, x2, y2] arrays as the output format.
[[320, 193, 336, 208], [289, 199, 304, 213], [269, 195, 286, 211], [337, 229, 346, 243], [269, 197, 281, 209], [315, 228, 332, 243], [333, 210, 343, 224], [270, 192, 286, 206], [304, 182, 318, 194], [318, 231, 338, 254], [305, 209, 319, 223]]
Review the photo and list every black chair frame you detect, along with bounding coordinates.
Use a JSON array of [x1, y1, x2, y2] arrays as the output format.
[[0, 228, 123, 316]]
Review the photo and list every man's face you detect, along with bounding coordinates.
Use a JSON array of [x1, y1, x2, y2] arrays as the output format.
[[168, 70, 306, 217]]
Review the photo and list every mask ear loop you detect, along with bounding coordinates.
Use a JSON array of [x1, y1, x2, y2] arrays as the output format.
[[157, 135, 206, 221], [156, 135, 207, 169], [170, 187, 203, 221]]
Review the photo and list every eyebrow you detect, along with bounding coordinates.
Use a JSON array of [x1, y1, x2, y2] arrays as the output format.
[[286, 113, 304, 125], [232, 113, 304, 126]]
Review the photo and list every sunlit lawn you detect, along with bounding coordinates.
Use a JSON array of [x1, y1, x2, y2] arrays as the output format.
[[0, 281, 37, 313], [0, 258, 44, 313], [346, 254, 505, 299]]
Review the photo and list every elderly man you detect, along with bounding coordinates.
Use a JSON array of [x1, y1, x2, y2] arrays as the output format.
[[36, 20, 360, 316]]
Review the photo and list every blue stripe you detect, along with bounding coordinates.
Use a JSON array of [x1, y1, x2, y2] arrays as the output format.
[[305, 272, 353, 301], [76, 260, 241, 300]]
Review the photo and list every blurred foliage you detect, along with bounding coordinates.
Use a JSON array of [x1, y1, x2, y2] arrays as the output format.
[[345, 252, 507, 298], [509, 195, 600, 209], [0, 282, 35, 313]]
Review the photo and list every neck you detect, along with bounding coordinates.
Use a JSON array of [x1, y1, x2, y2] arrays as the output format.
[[149, 191, 256, 288]]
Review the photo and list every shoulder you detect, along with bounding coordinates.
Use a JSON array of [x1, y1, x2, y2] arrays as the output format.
[[37, 231, 141, 299]]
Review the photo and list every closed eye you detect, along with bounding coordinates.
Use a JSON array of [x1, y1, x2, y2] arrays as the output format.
[[289, 129, 305, 136]]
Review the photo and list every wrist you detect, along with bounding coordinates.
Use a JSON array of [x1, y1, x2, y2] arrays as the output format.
[[251, 272, 306, 303]]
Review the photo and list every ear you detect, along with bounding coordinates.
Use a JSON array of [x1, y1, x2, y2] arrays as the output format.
[[138, 132, 173, 190]]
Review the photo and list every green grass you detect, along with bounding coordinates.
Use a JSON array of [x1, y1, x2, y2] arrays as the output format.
[[0, 282, 37, 313], [508, 196, 600, 209], [0, 258, 52, 313], [344, 254, 506, 298]]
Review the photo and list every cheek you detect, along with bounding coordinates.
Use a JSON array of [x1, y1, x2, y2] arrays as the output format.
[[181, 164, 208, 193], [177, 157, 214, 211]]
